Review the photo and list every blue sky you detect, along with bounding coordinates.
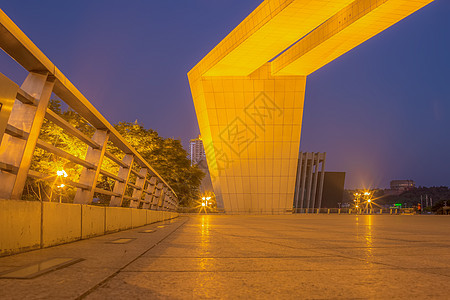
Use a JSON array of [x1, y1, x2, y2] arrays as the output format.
[[1, 1, 449, 188]]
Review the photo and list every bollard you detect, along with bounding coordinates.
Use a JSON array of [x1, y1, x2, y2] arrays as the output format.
[[380, 208, 382, 214], [390, 209, 392, 215], [338, 209, 341, 215], [349, 209, 352, 215], [370, 209, 373, 214], [317, 209, 320, 214], [327, 209, 330, 214], [395, 209, 398, 214]]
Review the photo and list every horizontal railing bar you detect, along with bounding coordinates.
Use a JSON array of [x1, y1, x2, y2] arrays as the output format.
[[94, 187, 120, 197], [45, 109, 101, 149], [35, 139, 96, 170], [5, 124, 28, 139], [126, 182, 141, 190], [123, 195, 139, 202], [27, 169, 90, 190], [16, 89, 37, 105], [99, 169, 124, 183], [130, 168, 144, 179], [104, 151, 128, 168], [0, 162, 19, 174]]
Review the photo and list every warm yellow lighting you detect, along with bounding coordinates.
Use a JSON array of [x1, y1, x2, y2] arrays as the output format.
[[356, 205, 359, 208], [202, 197, 206, 201], [56, 170, 68, 178], [364, 192, 370, 196], [368, 199, 371, 203], [57, 184, 65, 188], [188, 0, 434, 213], [201, 202, 206, 207]]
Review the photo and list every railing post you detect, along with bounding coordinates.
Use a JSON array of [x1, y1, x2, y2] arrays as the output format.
[[142, 176, 157, 209], [160, 187, 167, 210], [0, 72, 54, 199], [73, 130, 109, 204], [0, 73, 18, 144], [152, 182, 163, 210], [129, 168, 148, 208], [110, 154, 133, 207]]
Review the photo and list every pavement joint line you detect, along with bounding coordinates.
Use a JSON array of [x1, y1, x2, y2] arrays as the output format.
[[76, 216, 189, 300]]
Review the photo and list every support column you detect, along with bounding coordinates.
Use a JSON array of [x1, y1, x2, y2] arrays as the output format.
[[299, 153, 308, 210], [305, 153, 314, 211], [310, 152, 320, 209], [129, 168, 148, 208], [0, 72, 54, 199], [293, 153, 303, 213], [74, 130, 109, 204], [110, 154, 133, 207], [316, 152, 326, 209]]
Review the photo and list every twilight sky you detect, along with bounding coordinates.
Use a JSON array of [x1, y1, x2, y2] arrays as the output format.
[[1, 1, 449, 189]]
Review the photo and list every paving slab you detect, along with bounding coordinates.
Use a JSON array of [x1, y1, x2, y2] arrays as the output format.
[[1, 215, 450, 299]]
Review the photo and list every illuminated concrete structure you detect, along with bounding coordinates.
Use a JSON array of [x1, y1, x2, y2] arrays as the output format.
[[188, 0, 434, 213], [294, 152, 326, 213]]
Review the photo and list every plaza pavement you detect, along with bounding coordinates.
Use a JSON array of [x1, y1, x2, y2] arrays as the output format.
[[1, 214, 450, 299]]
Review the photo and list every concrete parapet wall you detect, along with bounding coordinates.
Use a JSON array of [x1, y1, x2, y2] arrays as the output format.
[[82, 205, 106, 239], [132, 209, 147, 228], [0, 199, 178, 257], [106, 207, 132, 233], [0, 199, 41, 256], [42, 202, 82, 247]]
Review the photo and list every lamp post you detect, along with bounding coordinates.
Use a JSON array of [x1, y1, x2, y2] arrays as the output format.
[[56, 169, 67, 203]]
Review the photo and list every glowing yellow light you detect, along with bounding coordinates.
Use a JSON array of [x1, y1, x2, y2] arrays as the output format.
[[364, 192, 370, 196], [368, 199, 371, 203], [202, 197, 206, 200], [356, 205, 359, 208], [57, 184, 65, 188], [201, 202, 206, 207], [57, 170, 68, 178]]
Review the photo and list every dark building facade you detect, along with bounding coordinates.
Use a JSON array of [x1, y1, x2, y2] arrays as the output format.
[[320, 172, 346, 208]]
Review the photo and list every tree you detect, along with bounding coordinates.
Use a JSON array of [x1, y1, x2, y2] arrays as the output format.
[[23, 99, 204, 207]]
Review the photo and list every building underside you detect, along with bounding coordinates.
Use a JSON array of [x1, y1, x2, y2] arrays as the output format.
[[188, 0, 434, 214]]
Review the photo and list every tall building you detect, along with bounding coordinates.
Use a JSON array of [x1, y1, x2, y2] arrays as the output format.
[[190, 135, 205, 165], [321, 172, 346, 208]]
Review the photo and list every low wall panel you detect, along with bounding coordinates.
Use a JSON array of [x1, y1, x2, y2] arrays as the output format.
[[0, 199, 41, 256], [42, 202, 82, 247], [132, 209, 147, 228], [106, 207, 132, 232], [146, 210, 157, 224], [82, 205, 105, 239]]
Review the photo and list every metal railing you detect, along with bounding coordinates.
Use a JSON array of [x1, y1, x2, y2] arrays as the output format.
[[0, 9, 177, 211]]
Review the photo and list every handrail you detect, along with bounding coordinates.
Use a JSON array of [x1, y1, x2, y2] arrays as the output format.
[[0, 9, 177, 198]]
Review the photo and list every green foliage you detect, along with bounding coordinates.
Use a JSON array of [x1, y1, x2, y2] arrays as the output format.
[[114, 122, 204, 206], [23, 99, 204, 206]]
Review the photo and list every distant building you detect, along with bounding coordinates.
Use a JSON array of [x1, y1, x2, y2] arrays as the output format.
[[321, 172, 346, 208], [293, 152, 326, 212], [390, 180, 415, 191], [190, 135, 205, 165], [293, 152, 346, 211]]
